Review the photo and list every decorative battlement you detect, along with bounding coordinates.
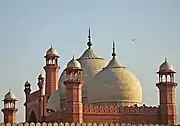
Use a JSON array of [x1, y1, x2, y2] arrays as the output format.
[[83, 105, 159, 115], [0, 122, 178, 126]]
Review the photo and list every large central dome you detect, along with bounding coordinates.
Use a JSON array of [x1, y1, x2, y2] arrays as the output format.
[[58, 48, 108, 98], [58, 29, 108, 100], [58, 45, 108, 99]]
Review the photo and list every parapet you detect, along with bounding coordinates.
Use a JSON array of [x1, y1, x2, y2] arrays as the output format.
[[27, 90, 41, 101], [83, 105, 159, 115], [0, 122, 175, 126]]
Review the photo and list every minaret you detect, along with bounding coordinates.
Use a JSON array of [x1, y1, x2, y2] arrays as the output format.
[[37, 73, 45, 95], [24, 81, 31, 121], [64, 56, 84, 123], [43, 45, 60, 100], [1, 90, 18, 123], [37, 73, 45, 121], [156, 58, 177, 124]]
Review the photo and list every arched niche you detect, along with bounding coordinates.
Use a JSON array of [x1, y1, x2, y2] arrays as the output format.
[[28, 111, 37, 123]]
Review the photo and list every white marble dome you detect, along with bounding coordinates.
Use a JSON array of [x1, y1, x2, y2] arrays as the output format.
[[4, 90, 17, 101], [91, 43, 142, 106], [92, 57, 142, 106], [46, 46, 58, 56], [67, 56, 81, 69], [58, 47, 108, 98], [159, 58, 174, 72]]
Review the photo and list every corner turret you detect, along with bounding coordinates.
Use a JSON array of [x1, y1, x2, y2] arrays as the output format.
[[2, 90, 18, 123], [64, 56, 84, 123], [44, 45, 60, 100], [156, 58, 177, 124]]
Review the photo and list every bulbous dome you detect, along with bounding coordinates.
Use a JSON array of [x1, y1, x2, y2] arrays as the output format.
[[46, 46, 58, 56], [159, 58, 174, 72], [67, 56, 81, 69], [58, 30, 108, 100], [4, 90, 17, 101], [58, 48, 108, 98], [91, 42, 142, 106], [93, 63, 142, 106]]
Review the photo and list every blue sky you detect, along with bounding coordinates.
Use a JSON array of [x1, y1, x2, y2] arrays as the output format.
[[0, 0, 180, 123]]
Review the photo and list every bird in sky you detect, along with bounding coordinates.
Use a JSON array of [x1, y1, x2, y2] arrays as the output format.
[[132, 39, 136, 41], [132, 39, 136, 44]]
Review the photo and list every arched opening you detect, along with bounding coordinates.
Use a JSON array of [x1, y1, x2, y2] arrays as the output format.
[[29, 111, 37, 123], [167, 75, 171, 82], [162, 75, 166, 82]]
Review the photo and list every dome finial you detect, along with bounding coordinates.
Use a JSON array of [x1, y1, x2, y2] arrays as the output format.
[[165, 57, 167, 62], [112, 41, 116, 59], [9, 88, 11, 92], [72, 54, 75, 60], [51, 44, 53, 48], [87, 28, 92, 49]]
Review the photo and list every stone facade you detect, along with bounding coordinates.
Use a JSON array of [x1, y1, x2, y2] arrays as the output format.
[[21, 52, 177, 125]]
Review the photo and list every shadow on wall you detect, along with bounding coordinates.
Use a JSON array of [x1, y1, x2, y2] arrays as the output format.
[[28, 111, 37, 123]]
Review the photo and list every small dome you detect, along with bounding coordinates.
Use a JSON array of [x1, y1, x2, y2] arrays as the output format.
[[38, 73, 44, 79], [67, 56, 81, 69], [46, 46, 58, 56], [24, 81, 31, 86], [4, 90, 17, 101], [159, 58, 174, 72]]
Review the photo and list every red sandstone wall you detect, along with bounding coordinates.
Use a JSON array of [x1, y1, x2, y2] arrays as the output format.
[[43, 105, 160, 124], [83, 105, 160, 124], [26, 90, 41, 121]]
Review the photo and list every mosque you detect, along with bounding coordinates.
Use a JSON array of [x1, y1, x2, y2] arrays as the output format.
[[1, 29, 178, 125]]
